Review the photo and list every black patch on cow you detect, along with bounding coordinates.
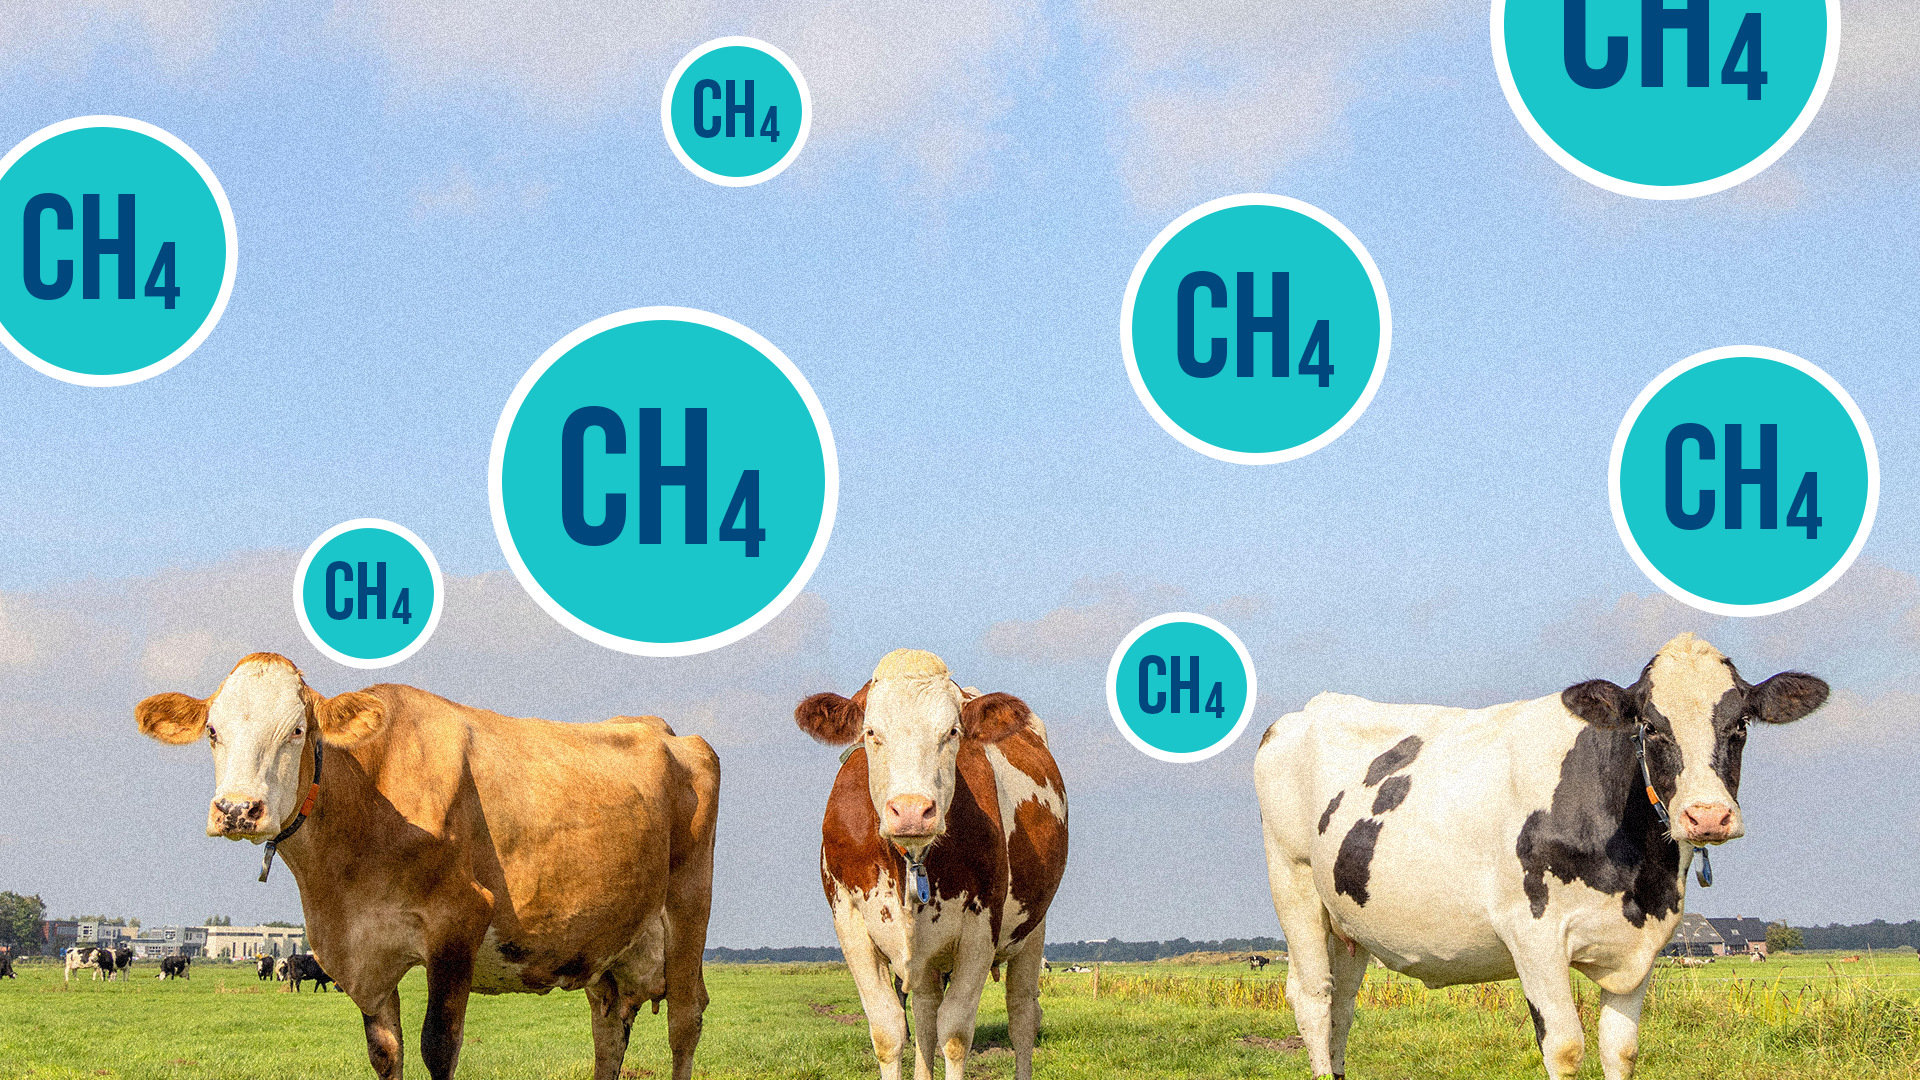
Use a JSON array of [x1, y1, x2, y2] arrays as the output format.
[[1333, 818, 1384, 906], [1371, 774, 1411, 815], [497, 940, 530, 963], [1318, 791, 1344, 834], [1527, 999, 1545, 1048], [1515, 721, 1680, 927], [1363, 736, 1422, 787], [555, 955, 591, 980]]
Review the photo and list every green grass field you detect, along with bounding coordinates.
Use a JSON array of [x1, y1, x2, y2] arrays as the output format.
[[4, 951, 1918, 1079]]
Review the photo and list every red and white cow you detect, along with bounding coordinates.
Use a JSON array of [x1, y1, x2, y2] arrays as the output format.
[[1255, 633, 1827, 1079], [796, 650, 1068, 1080]]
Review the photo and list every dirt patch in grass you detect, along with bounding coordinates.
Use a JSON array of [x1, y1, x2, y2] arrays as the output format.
[[808, 1001, 865, 1026], [1237, 1035, 1305, 1052]]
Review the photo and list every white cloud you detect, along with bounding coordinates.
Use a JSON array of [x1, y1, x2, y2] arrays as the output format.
[[0, 0, 254, 74], [981, 574, 1186, 664], [334, 0, 1045, 190], [1080, 0, 1462, 211], [1808, 0, 1920, 162]]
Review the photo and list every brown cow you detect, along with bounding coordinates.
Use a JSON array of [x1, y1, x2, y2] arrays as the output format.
[[136, 653, 719, 1080], [796, 649, 1068, 1080]]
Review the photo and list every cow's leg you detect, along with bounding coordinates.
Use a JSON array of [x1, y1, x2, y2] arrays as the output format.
[[586, 971, 641, 1080], [1514, 952, 1584, 1079], [1004, 923, 1046, 1080], [664, 854, 713, 1080], [934, 935, 995, 1080], [1327, 935, 1372, 1077], [420, 949, 475, 1080], [909, 967, 946, 1080], [1266, 839, 1340, 1078], [1597, 978, 1650, 1080], [835, 906, 908, 1080], [362, 991, 405, 1080]]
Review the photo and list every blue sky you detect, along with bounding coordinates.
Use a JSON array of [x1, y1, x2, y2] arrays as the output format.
[[1, 0, 1917, 949]]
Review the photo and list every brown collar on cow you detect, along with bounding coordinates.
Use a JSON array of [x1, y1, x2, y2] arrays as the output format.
[[1632, 724, 1712, 888], [259, 733, 323, 883]]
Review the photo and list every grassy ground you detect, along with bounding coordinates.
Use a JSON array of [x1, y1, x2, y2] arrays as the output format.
[[3, 951, 1918, 1078]]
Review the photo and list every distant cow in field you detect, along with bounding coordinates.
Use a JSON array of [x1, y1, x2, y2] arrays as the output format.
[[158, 955, 191, 979], [0, 947, 15, 979], [1256, 633, 1827, 1080], [797, 649, 1068, 1080], [137, 651, 719, 1080], [1749, 952, 1768, 963], [63, 947, 97, 983], [289, 953, 334, 993], [1247, 954, 1272, 972], [257, 954, 277, 980], [275, 956, 293, 982], [109, 945, 133, 980]]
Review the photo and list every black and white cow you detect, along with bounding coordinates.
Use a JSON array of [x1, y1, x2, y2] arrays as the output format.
[[1255, 633, 1827, 1080], [108, 944, 133, 981], [257, 953, 276, 980], [63, 947, 97, 983], [0, 947, 15, 979], [158, 955, 192, 979]]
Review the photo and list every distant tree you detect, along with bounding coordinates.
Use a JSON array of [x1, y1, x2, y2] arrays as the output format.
[[1767, 923, 1803, 953], [0, 892, 46, 950], [262, 920, 301, 928], [204, 915, 232, 926], [66, 915, 129, 926]]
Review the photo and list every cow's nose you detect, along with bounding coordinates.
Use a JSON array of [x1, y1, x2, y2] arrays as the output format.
[[1680, 803, 1736, 842], [211, 798, 267, 832], [884, 795, 937, 837]]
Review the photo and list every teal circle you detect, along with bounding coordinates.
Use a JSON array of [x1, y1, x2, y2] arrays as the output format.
[[1126, 200, 1385, 460], [299, 528, 437, 662], [1113, 620, 1250, 756], [1500, 0, 1830, 191], [1617, 355, 1871, 609], [0, 122, 231, 380], [497, 316, 830, 650], [666, 43, 806, 181]]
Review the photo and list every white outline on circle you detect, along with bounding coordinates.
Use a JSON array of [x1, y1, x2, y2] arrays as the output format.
[[294, 519, 446, 670], [1608, 346, 1879, 617], [1491, 0, 1841, 200], [0, 116, 239, 386], [488, 306, 839, 657], [1105, 612, 1259, 764], [1120, 194, 1392, 465], [660, 37, 813, 188]]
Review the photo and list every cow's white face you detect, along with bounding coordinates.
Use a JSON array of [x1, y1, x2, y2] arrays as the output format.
[[861, 671, 966, 846], [1564, 633, 1828, 847], [795, 648, 1035, 852], [137, 653, 387, 844], [200, 660, 312, 840]]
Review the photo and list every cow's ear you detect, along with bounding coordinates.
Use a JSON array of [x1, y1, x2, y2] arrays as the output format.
[[796, 685, 867, 746], [962, 692, 1032, 743], [1752, 672, 1828, 725], [308, 689, 386, 747], [136, 693, 209, 744], [1561, 680, 1636, 729]]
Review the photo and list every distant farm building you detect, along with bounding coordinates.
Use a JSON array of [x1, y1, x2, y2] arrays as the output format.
[[204, 926, 307, 960], [1705, 917, 1772, 957], [1664, 914, 1725, 957], [1663, 915, 1775, 958], [129, 925, 210, 959]]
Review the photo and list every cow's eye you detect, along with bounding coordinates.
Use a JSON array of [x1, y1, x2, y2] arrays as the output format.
[[206, 728, 218, 746], [947, 726, 961, 742], [864, 728, 879, 745], [289, 726, 304, 741]]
